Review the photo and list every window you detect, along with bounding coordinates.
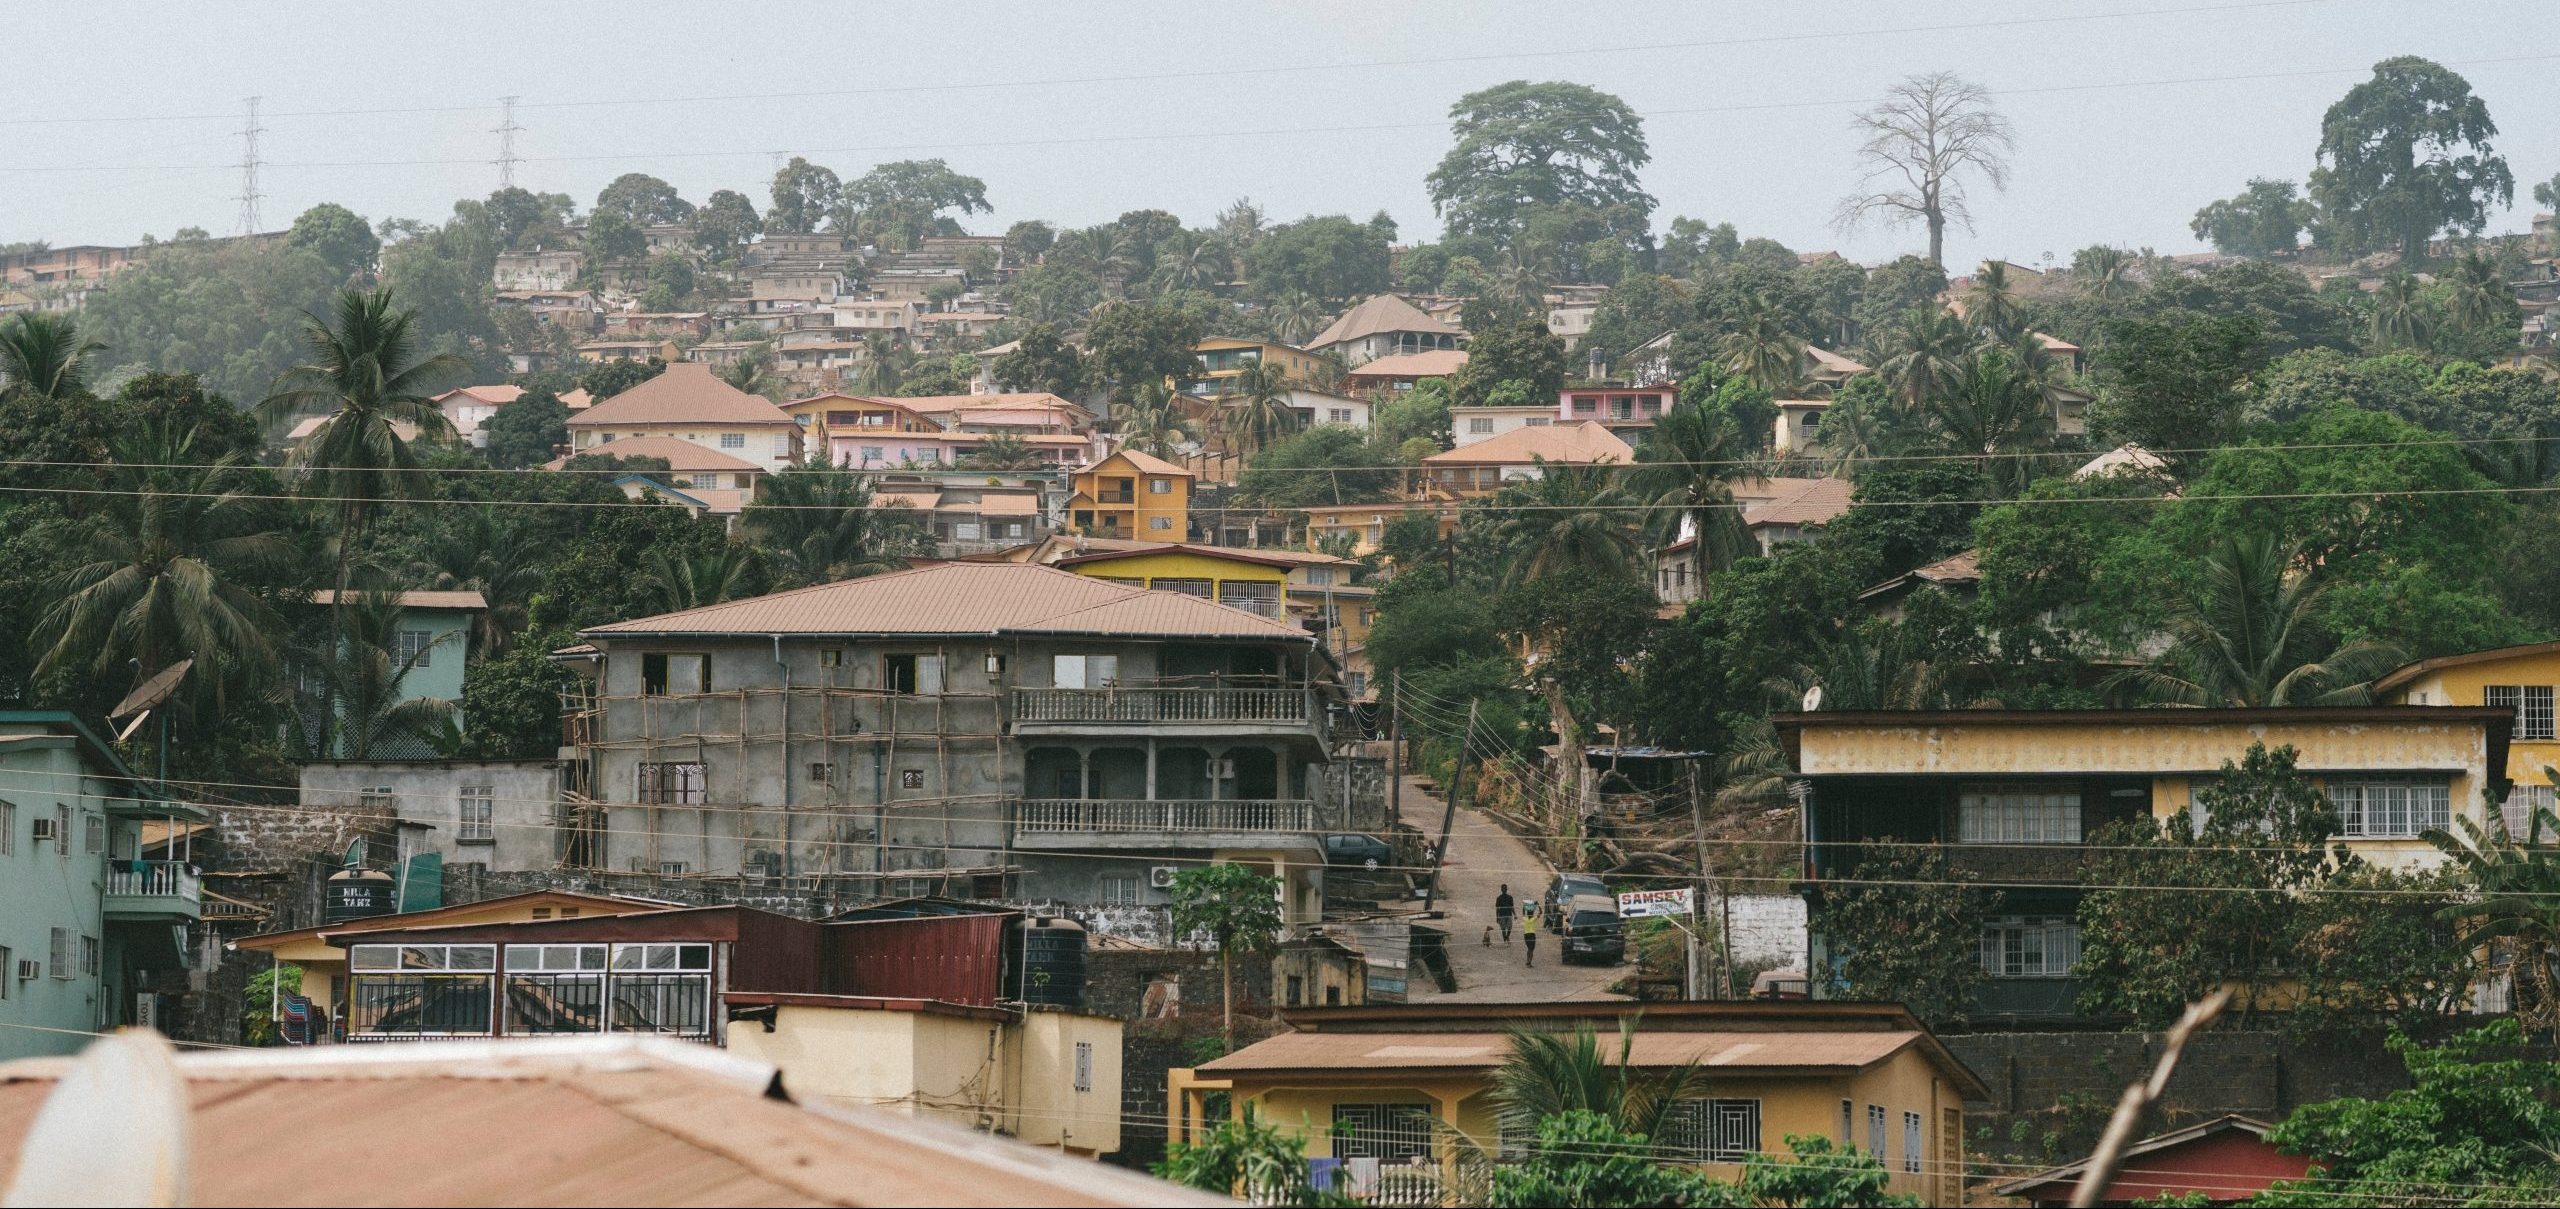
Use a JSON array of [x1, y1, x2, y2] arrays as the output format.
[[861, 445, 885, 461], [900, 769, 926, 791], [1329, 408, 1353, 424], [2488, 685, 2557, 740], [1840, 1099, 1854, 1144], [1980, 916, 2081, 978], [1153, 577, 1213, 599], [1148, 516, 1173, 530], [637, 762, 707, 806], [396, 628, 435, 667], [459, 786, 495, 843], [1867, 1104, 1886, 1157], [1659, 1099, 1764, 1161], [720, 432, 745, 449], [348, 944, 499, 1037], [1333, 1104, 1435, 1162], [0, 947, 9, 999], [0, 802, 12, 857], [1149, 478, 1173, 494], [48, 929, 72, 980], [773, 434, 793, 456], [1052, 654, 1120, 689], [1305, 567, 1335, 586], [2505, 784, 2556, 838], [81, 936, 100, 977], [1525, 416, 1551, 427], [641, 652, 709, 696], [808, 762, 837, 787], [607, 943, 716, 1037], [1959, 785, 2082, 844], [53, 805, 68, 861], [1101, 875, 1140, 905], [1073, 1041, 1094, 1093], [83, 812, 104, 855], [819, 648, 843, 668], [1904, 1111, 1923, 1173], [504, 944, 608, 1034], [884, 653, 945, 695], [2330, 778, 2451, 838]]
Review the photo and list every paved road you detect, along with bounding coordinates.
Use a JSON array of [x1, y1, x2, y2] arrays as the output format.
[[1396, 774, 1627, 1004]]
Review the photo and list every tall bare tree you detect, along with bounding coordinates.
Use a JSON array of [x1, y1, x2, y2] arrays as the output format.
[[1834, 72, 2016, 267]]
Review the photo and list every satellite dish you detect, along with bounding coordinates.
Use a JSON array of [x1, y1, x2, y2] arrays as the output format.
[[111, 659, 193, 722], [1801, 685, 1825, 712]]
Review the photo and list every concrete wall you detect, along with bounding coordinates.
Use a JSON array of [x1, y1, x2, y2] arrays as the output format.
[[0, 738, 111, 1058], [1725, 894, 1808, 967], [300, 760, 563, 873]]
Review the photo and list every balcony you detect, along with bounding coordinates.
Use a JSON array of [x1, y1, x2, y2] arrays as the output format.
[[105, 860, 203, 922], [1093, 490, 1136, 504], [1016, 797, 1318, 834], [1011, 686, 1315, 736]]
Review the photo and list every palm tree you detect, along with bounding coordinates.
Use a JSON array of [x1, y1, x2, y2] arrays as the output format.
[[1876, 305, 1972, 412], [853, 332, 914, 394], [284, 590, 462, 760], [2444, 252, 2510, 339], [2427, 799, 2560, 1049], [956, 434, 1045, 471], [1490, 1021, 1704, 1149], [1149, 234, 1231, 295], [257, 287, 466, 607], [1722, 293, 1804, 393], [719, 341, 783, 399], [2107, 532, 2405, 707], [2073, 246, 2137, 301], [1627, 398, 1764, 579], [1266, 291, 1328, 346], [1925, 348, 2059, 490], [1962, 259, 2025, 340], [743, 465, 927, 584], [1765, 622, 1960, 711], [1491, 460, 1642, 585], [1109, 383, 1201, 459], [33, 421, 293, 700], [0, 312, 104, 401], [637, 545, 760, 614], [2369, 272, 2432, 352], [403, 504, 544, 656], [1217, 360, 1302, 458]]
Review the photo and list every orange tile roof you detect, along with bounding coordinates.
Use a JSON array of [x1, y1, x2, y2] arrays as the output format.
[[1422, 421, 1631, 466], [567, 362, 798, 429], [546, 436, 763, 474], [581, 562, 1311, 642]]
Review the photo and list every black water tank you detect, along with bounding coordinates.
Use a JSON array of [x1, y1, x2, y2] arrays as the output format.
[[324, 869, 397, 923], [1016, 918, 1088, 1009]]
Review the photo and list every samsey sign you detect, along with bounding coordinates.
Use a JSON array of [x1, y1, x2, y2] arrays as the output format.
[[1617, 888, 1694, 919]]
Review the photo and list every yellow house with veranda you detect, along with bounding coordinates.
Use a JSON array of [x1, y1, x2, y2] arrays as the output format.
[[2377, 640, 2560, 828], [1067, 449, 1193, 539]]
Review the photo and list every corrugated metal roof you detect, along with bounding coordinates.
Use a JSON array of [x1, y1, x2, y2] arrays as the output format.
[[1308, 294, 1462, 349], [1741, 477, 1854, 528], [1198, 1029, 1920, 1074], [1423, 421, 1631, 466], [568, 362, 799, 429], [548, 436, 764, 473], [1344, 349, 1467, 378], [0, 1038, 1210, 1207], [309, 590, 489, 610], [581, 562, 1311, 641]]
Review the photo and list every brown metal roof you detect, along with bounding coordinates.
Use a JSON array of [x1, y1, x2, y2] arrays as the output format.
[[1741, 477, 1854, 528], [0, 1039, 1212, 1207], [308, 589, 490, 610], [580, 562, 1312, 642], [1343, 349, 1468, 379], [232, 890, 678, 953], [1199, 1029, 1923, 1075], [1308, 294, 1463, 349], [2374, 639, 2560, 697], [567, 362, 799, 429], [547, 436, 764, 473], [1422, 421, 1630, 466]]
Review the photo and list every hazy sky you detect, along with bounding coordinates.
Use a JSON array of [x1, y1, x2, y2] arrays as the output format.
[[5, 0, 2554, 269]]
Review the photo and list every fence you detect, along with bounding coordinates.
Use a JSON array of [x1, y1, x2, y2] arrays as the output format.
[[1015, 798, 1317, 834], [1013, 687, 1310, 725]]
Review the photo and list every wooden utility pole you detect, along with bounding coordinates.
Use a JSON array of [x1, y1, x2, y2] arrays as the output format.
[[1687, 761, 1716, 999], [1420, 700, 1475, 914], [1389, 671, 1403, 822]]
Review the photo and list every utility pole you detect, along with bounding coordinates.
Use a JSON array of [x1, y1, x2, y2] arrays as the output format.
[[1388, 671, 1402, 822], [492, 96, 524, 189], [234, 96, 265, 236], [1419, 700, 1475, 914], [1687, 762, 1710, 999]]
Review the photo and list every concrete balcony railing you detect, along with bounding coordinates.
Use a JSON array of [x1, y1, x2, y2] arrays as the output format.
[[105, 860, 203, 921], [1015, 798, 1318, 835], [1012, 686, 1311, 727]]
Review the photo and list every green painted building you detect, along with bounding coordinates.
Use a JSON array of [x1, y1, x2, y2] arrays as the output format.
[[0, 711, 207, 1058]]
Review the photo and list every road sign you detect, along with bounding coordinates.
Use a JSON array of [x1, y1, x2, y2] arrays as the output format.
[[1618, 887, 1695, 919]]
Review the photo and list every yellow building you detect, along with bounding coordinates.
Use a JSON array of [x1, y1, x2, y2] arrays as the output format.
[[1169, 1001, 1984, 1206], [1179, 338, 1329, 397], [1067, 449, 1194, 538], [1028, 535, 1376, 697], [1050, 543, 1295, 619], [1780, 706, 2512, 1020], [2377, 640, 2560, 823], [229, 890, 674, 1034]]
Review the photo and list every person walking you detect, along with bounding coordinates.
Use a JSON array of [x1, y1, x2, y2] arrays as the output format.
[[1494, 884, 1515, 943], [1520, 900, 1540, 967]]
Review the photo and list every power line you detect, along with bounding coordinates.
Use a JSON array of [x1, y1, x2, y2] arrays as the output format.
[[0, 1, 2346, 131]]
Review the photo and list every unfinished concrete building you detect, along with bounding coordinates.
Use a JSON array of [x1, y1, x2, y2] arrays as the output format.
[[556, 563, 1380, 923]]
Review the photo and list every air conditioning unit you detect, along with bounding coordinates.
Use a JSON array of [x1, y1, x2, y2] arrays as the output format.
[[1148, 866, 1179, 890], [14, 960, 39, 981], [29, 817, 57, 843]]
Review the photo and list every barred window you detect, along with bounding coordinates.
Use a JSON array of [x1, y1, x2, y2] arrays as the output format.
[[1904, 1111, 1923, 1173], [1659, 1098, 1764, 1161], [2329, 778, 2451, 838], [1979, 917, 2082, 978], [48, 928, 72, 980], [1840, 1098, 1854, 1145], [1868, 1104, 1887, 1157], [2493, 685, 2560, 740], [1100, 876, 1142, 905], [1073, 1041, 1093, 1093], [396, 628, 434, 668], [1332, 1103, 1435, 1163], [1958, 784, 2082, 844], [637, 762, 707, 806]]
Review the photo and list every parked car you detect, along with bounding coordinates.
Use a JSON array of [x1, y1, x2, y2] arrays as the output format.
[[1544, 873, 1609, 919], [1555, 893, 1626, 965], [1324, 833, 1395, 870]]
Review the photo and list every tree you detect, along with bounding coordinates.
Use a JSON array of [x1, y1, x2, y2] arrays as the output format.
[[836, 159, 990, 250], [456, 626, 582, 760], [484, 186, 574, 250], [2085, 312, 2267, 463], [577, 356, 665, 402], [1487, 1111, 1727, 1209], [1850, 257, 1949, 344], [2310, 57, 2513, 262], [637, 545, 759, 615], [1153, 1105, 1335, 1205], [1167, 861, 1285, 1048], [1922, 348, 2055, 491], [1629, 386, 1767, 573], [2190, 178, 2315, 257], [1241, 214, 1393, 303], [1764, 618, 1961, 712], [1810, 845, 1997, 1028], [283, 590, 460, 761], [766, 157, 840, 235], [2255, 1020, 2560, 1205], [692, 188, 763, 260], [2070, 245, 2139, 300], [403, 503, 543, 655], [581, 210, 645, 267], [1108, 383, 1200, 459], [1237, 425, 1403, 509], [375, 198, 509, 377], [1427, 80, 1653, 245], [1081, 302, 1202, 401], [0, 312, 104, 402], [286, 202, 381, 281], [1491, 1022, 1704, 1151], [1216, 360, 1303, 458], [1722, 292, 1805, 392], [1834, 72, 2015, 267], [593, 173, 693, 226], [259, 287, 467, 608], [2427, 803, 2560, 1049], [990, 323, 1085, 395], [81, 231, 345, 404], [1491, 461, 1641, 585], [741, 464, 928, 586], [1873, 306, 1971, 410], [2109, 533, 2403, 707], [1452, 320, 1566, 409], [1737, 1135, 1922, 1208]]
